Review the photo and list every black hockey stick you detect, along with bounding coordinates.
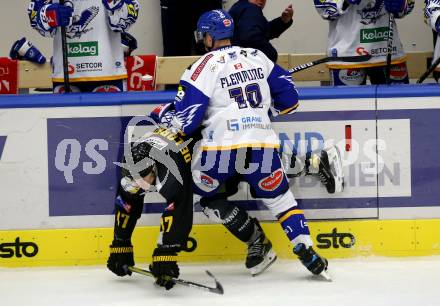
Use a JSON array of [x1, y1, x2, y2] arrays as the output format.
[[59, 0, 71, 93], [288, 54, 372, 74], [128, 266, 224, 295], [385, 13, 395, 85], [417, 55, 440, 84]]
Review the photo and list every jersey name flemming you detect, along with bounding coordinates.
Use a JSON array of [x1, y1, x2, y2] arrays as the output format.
[[220, 68, 265, 88]]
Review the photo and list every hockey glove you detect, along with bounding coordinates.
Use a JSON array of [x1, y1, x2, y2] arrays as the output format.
[[150, 246, 179, 290], [149, 103, 174, 125], [10, 38, 46, 64], [44, 3, 73, 28], [345, 0, 361, 5], [384, 0, 406, 14], [107, 239, 134, 276]]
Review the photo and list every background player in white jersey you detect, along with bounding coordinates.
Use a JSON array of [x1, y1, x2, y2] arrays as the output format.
[[155, 9, 329, 277], [424, 0, 440, 82], [28, 0, 139, 93], [314, 0, 414, 86]]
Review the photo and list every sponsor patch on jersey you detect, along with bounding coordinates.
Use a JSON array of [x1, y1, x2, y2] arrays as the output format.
[[234, 63, 243, 70], [223, 18, 232, 27], [93, 85, 121, 92], [68, 64, 75, 74], [338, 68, 365, 85], [209, 63, 218, 72], [360, 27, 388, 43], [390, 63, 408, 80], [191, 54, 214, 81], [228, 52, 237, 60], [193, 171, 219, 192], [175, 84, 186, 102], [258, 168, 284, 191], [165, 202, 175, 211], [217, 56, 226, 64], [142, 136, 168, 150], [67, 41, 99, 57]]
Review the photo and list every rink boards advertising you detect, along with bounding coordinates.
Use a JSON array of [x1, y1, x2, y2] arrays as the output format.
[[0, 85, 440, 266]]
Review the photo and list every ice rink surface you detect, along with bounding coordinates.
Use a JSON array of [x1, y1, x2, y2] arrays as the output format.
[[1, 257, 440, 306]]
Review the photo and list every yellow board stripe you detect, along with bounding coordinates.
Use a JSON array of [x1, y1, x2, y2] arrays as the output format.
[[1, 219, 440, 267], [278, 209, 304, 223]]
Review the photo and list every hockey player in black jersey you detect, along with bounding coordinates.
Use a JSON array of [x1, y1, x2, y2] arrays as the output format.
[[107, 126, 194, 290]]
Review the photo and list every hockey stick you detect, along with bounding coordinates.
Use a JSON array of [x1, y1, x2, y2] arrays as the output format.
[[59, 0, 71, 93], [288, 54, 372, 74], [128, 266, 224, 295], [417, 55, 440, 84], [385, 13, 395, 85]]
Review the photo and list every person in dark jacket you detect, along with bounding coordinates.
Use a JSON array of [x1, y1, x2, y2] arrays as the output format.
[[160, 0, 223, 57], [229, 0, 293, 62]]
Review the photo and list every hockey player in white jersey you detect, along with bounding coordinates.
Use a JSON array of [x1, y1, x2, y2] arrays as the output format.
[[424, 0, 440, 81], [154, 9, 329, 278], [314, 0, 414, 85], [28, 0, 139, 93]]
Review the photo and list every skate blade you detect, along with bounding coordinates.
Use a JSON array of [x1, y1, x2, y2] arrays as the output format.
[[318, 269, 332, 282], [250, 249, 277, 277]]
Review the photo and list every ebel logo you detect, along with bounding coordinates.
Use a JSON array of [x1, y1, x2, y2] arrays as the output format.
[[0, 237, 39, 258], [67, 41, 99, 57], [316, 228, 355, 249], [360, 27, 388, 43]]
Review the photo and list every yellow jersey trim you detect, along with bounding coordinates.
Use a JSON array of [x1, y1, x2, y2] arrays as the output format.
[[52, 74, 127, 83], [327, 56, 407, 69], [278, 209, 305, 223], [280, 104, 299, 115]]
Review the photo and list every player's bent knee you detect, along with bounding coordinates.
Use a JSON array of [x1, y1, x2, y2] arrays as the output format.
[[262, 191, 298, 216], [200, 197, 255, 242]]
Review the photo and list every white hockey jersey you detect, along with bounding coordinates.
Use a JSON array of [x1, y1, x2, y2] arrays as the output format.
[[28, 0, 139, 82], [314, 0, 414, 68], [424, 0, 440, 72], [169, 46, 299, 151]]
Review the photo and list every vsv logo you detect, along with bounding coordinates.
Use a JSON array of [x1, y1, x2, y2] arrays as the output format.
[[0, 237, 39, 258], [316, 228, 355, 249], [0, 136, 7, 160]]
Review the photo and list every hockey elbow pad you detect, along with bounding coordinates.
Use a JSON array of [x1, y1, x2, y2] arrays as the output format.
[[102, 0, 126, 12], [105, 0, 139, 32]]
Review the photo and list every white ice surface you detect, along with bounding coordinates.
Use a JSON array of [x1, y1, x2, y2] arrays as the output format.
[[1, 257, 440, 306]]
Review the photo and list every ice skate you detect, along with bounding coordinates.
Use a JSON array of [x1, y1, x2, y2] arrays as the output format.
[[293, 243, 331, 281], [245, 221, 277, 276]]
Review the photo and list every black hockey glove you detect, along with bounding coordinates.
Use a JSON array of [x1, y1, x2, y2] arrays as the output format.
[[107, 239, 134, 277], [149, 246, 179, 290]]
